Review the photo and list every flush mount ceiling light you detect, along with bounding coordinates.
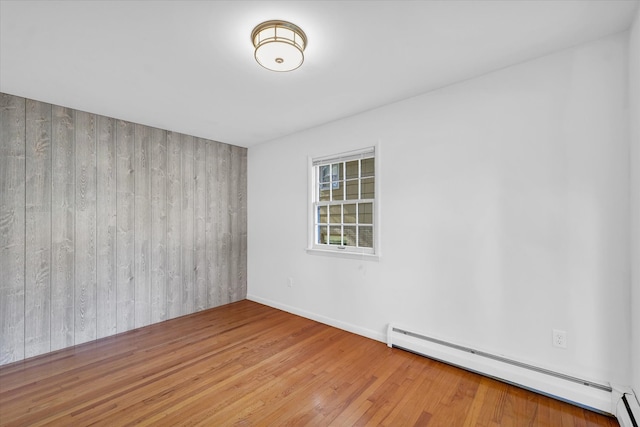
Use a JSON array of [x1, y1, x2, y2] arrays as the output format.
[[251, 20, 307, 72]]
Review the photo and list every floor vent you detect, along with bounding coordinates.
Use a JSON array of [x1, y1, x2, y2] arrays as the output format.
[[387, 324, 613, 414]]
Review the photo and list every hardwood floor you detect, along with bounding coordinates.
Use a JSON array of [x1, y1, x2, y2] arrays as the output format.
[[0, 300, 618, 426]]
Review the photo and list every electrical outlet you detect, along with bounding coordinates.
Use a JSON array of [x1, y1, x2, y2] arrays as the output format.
[[287, 277, 293, 288], [552, 329, 567, 348]]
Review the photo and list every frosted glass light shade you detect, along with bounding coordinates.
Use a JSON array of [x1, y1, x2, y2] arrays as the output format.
[[251, 20, 307, 72]]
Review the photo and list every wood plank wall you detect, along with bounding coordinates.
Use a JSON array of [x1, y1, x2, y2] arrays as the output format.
[[0, 92, 248, 365]]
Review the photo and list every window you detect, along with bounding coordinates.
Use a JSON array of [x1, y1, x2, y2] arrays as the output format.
[[309, 147, 377, 257]]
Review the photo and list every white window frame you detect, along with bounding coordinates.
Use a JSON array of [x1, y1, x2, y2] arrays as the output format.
[[306, 145, 380, 260]]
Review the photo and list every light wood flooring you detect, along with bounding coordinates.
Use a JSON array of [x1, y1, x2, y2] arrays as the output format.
[[0, 300, 619, 426]]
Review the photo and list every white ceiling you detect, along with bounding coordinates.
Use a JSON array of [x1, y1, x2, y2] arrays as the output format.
[[1, 0, 637, 148]]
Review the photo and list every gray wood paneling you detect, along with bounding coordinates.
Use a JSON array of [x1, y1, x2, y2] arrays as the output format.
[[217, 143, 231, 306], [194, 138, 207, 311], [181, 134, 195, 315], [166, 131, 182, 319], [229, 146, 241, 303], [51, 105, 75, 351], [206, 141, 219, 308], [75, 111, 97, 345], [0, 94, 26, 364], [116, 120, 135, 333], [0, 92, 247, 365], [150, 127, 167, 323], [134, 124, 151, 328], [96, 115, 117, 338], [238, 146, 248, 300], [25, 99, 52, 357]]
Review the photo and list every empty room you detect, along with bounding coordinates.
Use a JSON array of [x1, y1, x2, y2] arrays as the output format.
[[1, 1, 639, 425]]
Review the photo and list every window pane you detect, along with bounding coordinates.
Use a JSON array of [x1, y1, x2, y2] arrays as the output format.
[[329, 205, 341, 224], [320, 165, 330, 182], [318, 225, 328, 244], [332, 181, 344, 201], [359, 226, 373, 248], [319, 184, 330, 201], [361, 177, 374, 199], [317, 205, 327, 224], [331, 163, 343, 182], [346, 160, 359, 179], [359, 203, 373, 224], [346, 180, 358, 200], [343, 204, 356, 223], [329, 226, 343, 245], [313, 151, 375, 254], [344, 226, 357, 246], [361, 158, 374, 177]]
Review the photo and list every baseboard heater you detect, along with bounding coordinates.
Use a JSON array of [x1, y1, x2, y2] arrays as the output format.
[[616, 391, 640, 427], [386, 324, 614, 415]]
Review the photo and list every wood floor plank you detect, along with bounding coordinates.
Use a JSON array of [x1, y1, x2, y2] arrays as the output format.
[[71, 312, 309, 424], [0, 300, 619, 427], [329, 352, 407, 425]]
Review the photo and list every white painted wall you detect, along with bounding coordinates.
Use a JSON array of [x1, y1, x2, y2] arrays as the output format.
[[248, 33, 631, 385], [629, 5, 640, 398]]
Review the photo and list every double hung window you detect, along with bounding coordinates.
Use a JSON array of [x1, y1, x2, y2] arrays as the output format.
[[310, 147, 376, 256]]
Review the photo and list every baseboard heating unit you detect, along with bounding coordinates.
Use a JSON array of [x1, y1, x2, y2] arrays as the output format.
[[615, 389, 640, 427], [386, 323, 614, 415]]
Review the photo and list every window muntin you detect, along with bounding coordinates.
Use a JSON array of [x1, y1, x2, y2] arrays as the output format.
[[312, 149, 375, 254]]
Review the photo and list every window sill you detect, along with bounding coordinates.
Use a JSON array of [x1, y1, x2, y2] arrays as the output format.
[[305, 248, 380, 261]]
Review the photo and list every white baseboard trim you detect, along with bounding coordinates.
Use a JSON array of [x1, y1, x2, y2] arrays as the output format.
[[246, 294, 386, 343]]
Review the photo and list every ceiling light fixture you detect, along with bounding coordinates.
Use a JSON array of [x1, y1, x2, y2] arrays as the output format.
[[251, 20, 307, 72]]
